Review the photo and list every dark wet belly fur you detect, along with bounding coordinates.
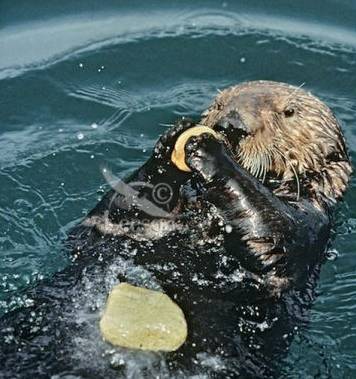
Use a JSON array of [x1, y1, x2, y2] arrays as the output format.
[[0, 220, 322, 379]]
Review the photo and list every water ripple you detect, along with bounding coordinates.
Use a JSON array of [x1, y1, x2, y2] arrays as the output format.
[[1, 8, 356, 80]]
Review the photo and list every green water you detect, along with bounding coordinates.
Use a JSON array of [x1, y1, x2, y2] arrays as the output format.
[[1, 1, 356, 377]]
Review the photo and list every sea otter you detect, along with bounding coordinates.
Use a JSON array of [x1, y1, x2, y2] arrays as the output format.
[[0, 81, 351, 379]]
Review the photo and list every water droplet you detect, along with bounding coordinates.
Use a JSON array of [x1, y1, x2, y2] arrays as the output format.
[[77, 132, 84, 140], [325, 248, 339, 261], [240, 57, 246, 63], [90, 123, 98, 129], [79, 63, 83, 68], [225, 225, 233, 233]]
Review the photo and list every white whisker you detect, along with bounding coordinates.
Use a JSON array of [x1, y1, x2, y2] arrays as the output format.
[[285, 82, 306, 105], [276, 148, 300, 201]]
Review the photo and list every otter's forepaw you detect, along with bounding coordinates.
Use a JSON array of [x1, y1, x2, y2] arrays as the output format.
[[185, 133, 226, 182], [153, 118, 195, 162]]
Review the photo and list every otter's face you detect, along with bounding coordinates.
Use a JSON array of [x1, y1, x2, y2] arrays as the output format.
[[201, 81, 352, 205]]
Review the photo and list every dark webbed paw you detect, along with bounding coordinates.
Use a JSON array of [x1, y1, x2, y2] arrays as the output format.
[[146, 118, 197, 184], [185, 133, 229, 183], [153, 118, 195, 163]]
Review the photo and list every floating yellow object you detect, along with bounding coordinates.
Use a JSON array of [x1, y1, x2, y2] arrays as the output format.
[[171, 125, 220, 172], [100, 283, 187, 351]]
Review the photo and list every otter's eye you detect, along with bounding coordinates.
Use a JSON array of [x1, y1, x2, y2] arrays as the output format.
[[283, 108, 295, 118]]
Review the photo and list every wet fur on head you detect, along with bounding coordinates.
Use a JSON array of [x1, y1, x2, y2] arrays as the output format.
[[201, 81, 352, 207]]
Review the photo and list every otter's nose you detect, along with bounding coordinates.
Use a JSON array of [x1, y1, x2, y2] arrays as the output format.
[[213, 110, 249, 143]]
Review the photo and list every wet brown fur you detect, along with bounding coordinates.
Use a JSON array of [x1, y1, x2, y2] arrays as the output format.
[[200, 81, 352, 207]]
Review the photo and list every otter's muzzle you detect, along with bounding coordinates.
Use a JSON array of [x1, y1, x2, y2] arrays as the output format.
[[213, 110, 249, 147]]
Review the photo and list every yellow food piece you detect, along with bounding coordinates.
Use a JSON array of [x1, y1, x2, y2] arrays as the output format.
[[171, 125, 220, 172], [99, 283, 187, 352]]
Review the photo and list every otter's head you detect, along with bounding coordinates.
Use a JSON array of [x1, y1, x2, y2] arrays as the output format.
[[201, 81, 352, 207]]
